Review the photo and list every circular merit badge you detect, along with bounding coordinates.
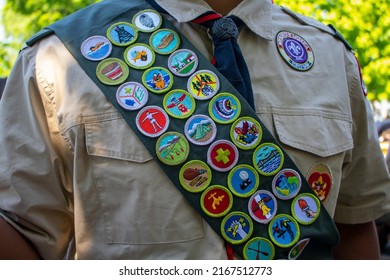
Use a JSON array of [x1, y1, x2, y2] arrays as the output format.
[[221, 211, 253, 245], [179, 160, 212, 193], [96, 58, 129, 85], [142, 67, 173, 94], [243, 237, 275, 260], [253, 143, 284, 176], [227, 164, 259, 198], [124, 43, 155, 69], [291, 193, 320, 225], [272, 168, 302, 200], [156, 132, 190, 166], [268, 214, 300, 248], [163, 89, 196, 119], [150, 28, 180, 55], [208, 93, 241, 124], [184, 114, 217, 146], [81, 35, 112, 61], [132, 9, 162, 33], [168, 49, 198, 77], [187, 70, 220, 100], [106, 22, 138, 46], [116, 82, 148, 111], [230, 117, 262, 150], [136, 105, 169, 138], [248, 190, 277, 224], [276, 31, 314, 71], [207, 140, 239, 172], [200, 185, 233, 218]]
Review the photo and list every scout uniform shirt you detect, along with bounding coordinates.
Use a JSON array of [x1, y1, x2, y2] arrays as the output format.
[[0, 0, 389, 259]]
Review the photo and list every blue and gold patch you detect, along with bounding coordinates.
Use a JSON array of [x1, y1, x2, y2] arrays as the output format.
[[268, 214, 300, 248], [221, 211, 253, 245], [227, 164, 259, 198], [124, 43, 155, 69]]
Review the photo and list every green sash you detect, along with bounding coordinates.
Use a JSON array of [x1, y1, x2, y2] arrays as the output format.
[[27, 0, 339, 259]]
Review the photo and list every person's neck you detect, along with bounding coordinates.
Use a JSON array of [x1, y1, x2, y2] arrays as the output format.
[[204, 0, 243, 15]]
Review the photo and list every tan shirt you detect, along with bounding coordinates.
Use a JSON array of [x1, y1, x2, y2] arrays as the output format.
[[0, 0, 389, 259]]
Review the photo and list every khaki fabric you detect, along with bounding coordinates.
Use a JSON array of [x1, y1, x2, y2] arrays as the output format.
[[0, 0, 389, 259]]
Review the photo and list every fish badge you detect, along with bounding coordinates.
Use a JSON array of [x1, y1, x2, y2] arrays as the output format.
[[124, 43, 155, 69]]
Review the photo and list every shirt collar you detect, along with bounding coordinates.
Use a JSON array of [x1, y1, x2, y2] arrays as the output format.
[[154, 0, 273, 40]]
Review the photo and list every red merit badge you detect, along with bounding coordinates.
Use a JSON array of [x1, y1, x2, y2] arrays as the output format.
[[136, 105, 169, 137], [201, 185, 233, 217], [306, 162, 332, 203], [207, 140, 239, 172]]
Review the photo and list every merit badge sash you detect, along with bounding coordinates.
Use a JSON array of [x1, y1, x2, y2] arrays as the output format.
[[28, 0, 340, 259]]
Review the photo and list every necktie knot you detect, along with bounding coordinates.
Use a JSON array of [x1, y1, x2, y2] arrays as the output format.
[[211, 17, 239, 41]]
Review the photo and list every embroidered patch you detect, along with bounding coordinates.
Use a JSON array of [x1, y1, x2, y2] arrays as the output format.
[[227, 164, 259, 198], [168, 49, 198, 77], [291, 193, 320, 225], [96, 58, 129, 85], [106, 22, 138, 46], [207, 140, 239, 172], [132, 9, 162, 33], [149, 28, 180, 55], [253, 143, 284, 176], [268, 214, 300, 248], [142, 67, 173, 94], [306, 162, 332, 203], [208, 92, 241, 124], [230, 117, 262, 150], [248, 190, 277, 224], [136, 105, 169, 137], [272, 168, 302, 200], [116, 82, 148, 111], [184, 114, 217, 146], [288, 238, 310, 260], [276, 31, 314, 71], [124, 43, 155, 69], [221, 211, 253, 245], [243, 237, 275, 260], [156, 131, 190, 166], [81, 35, 112, 61], [200, 185, 233, 218], [163, 89, 196, 119], [179, 160, 212, 193], [187, 70, 220, 100]]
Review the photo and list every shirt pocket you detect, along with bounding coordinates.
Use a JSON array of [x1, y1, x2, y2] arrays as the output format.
[[85, 117, 205, 245]]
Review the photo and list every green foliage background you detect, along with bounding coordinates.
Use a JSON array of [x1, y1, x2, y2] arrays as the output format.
[[1, 0, 389, 101]]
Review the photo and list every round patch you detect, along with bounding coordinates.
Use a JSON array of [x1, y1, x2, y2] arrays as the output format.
[[221, 211, 253, 245], [248, 190, 277, 224], [227, 164, 259, 198], [136, 105, 169, 137], [201, 185, 233, 218], [106, 22, 138, 46], [132, 9, 162, 33], [291, 193, 320, 225], [156, 132, 190, 166], [253, 143, 284, 176], [163, 90, 196, 119], [184, 114, 217, 146], [276, 31, 314, 71], [142, 67, 173, 94], [168, 49, 198, 77], [81, 35, 112, 61], [243, 237, 275, 260], [116, 82, 148, 111], [187, 70, 220, 100], [272, 168, 302, 200], [268, 214, 300, 248], [288, 238, 310, 260], [149, 28, 180, 55], [230, 117, 262, 150], [179, 160, 212, 193], [124, 43, 155, 69], [306, 162, 332, 203], [96, 58, 129, 85], [208, 93, 241, 124], [207, 140, 239, 172]]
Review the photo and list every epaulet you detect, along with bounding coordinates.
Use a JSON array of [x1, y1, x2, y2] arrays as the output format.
[[25, 28, 54, 47], [280, 6, 354, 52]]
